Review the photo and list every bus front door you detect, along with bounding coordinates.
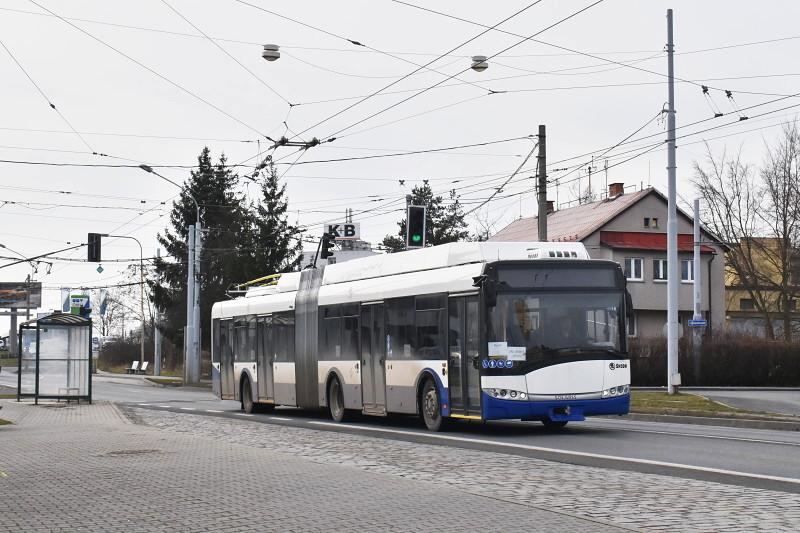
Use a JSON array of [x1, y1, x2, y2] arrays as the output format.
[[360, 304, 386, 415], [448, 296, 482, 418], [220, 319, 235, 400]]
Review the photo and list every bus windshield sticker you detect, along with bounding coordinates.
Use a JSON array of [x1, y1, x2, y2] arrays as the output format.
[[488, 341, 508, 360], [507, 346, 526, 361]]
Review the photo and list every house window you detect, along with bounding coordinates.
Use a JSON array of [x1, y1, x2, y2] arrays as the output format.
[[624, 257, 643, 281], [643, 217, 650, 228], [651, 217, 659, 228], [681, 259, 694, 282], [626, 313, 637, 337], [740, 298, 755, 311], [653, 259, 668, 281]]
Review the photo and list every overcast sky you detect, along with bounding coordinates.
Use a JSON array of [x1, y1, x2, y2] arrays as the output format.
[[2, 0, 799, 331]]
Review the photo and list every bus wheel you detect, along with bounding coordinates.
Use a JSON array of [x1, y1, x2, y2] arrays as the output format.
[[328, 376, 346, 422], [542, 418, 568, 429], [241, 378, 255, 414], [420, 378, 445, 432]]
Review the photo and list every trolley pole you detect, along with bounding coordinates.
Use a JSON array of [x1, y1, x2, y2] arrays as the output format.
[[537, 125, 547, 241], [666, 9, 680, 394]]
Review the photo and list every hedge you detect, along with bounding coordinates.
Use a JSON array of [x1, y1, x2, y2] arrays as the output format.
[[630, 334, 800, 387]]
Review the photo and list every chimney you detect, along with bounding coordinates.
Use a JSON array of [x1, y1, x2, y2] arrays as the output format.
[[546, 200, 555, 214], [608, 182, 624, 198]]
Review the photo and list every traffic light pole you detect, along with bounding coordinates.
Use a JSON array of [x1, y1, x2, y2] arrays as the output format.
[[104, 234, 145, 368]]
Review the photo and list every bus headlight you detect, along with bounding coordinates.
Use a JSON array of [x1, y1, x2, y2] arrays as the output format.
[[484, 388, 529, 401], [602, 385, 630, 398]]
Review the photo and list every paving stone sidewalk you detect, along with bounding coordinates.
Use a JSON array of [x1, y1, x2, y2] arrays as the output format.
[[0, 401, 625, 533], [131, 407, 800, 533]]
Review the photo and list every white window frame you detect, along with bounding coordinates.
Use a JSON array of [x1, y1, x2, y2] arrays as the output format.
[[653, 259, 668, 282], [681, 259, 694, 283], [624, 257, 643, 282]]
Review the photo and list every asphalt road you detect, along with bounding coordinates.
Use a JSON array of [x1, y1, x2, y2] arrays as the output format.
[[688, 388, 800, 416], [4, 372, 799, 493]]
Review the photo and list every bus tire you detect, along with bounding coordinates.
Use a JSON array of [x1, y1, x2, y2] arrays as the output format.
[[328, 376, 346, 422], [241, 378, 255, 414], [542, 418, 568, 429], [420, 377, 446, 432]]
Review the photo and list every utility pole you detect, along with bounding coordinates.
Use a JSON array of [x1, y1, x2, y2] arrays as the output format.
[[666, 8, 680, 394], [185, 224, 195, 385], [537, 124, 547, 241], [154, 248, 162, 376], [692, 198, 703, 382], [191, 223, 202, 384]]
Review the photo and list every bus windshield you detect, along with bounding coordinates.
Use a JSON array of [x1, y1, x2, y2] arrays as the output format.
[[487, 291, 623, 364]]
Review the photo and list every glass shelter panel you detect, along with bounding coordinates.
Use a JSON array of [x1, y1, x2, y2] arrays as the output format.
[[19, 328, 38, 395], [37, 324, 91, 397]]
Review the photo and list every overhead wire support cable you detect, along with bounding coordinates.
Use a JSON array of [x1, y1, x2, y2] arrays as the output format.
[[26, 0, 268, 138], [287, 0, 546, 140], [463, 140, 538, 217], [0, 37, 94, 152], [391, 0, 791, 98], [322, 0, 605, 140], [159, 0, 293, 107]]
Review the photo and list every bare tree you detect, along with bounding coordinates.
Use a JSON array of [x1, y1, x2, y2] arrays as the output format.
[[694, 124, 800, 340]]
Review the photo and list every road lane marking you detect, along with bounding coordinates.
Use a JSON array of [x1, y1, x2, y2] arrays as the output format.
[[158, 405, 172, 408], [205, 410, 224, 413], [137, 403, 150, 406], [269, 417, 292, 421], [237, 413, 253, 417], [307, 421, 800, 485], [179, 407, 196, 411], [582, 422, 800, 447]]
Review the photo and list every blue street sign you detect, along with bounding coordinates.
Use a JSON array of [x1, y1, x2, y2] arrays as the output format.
[[687, 319, 707, 328]]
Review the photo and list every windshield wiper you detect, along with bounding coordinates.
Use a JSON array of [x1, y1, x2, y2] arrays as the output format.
[[539, 345, 625, 357]]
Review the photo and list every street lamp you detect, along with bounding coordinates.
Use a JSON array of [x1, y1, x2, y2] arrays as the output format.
[[138, 164, 202, 384], [102, 234, 145, 369], [262, 44, 280, 62], [471, 55, 488, 72]]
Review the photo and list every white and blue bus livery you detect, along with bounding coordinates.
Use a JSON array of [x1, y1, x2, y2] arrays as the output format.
[[211, 241, 631, 431]]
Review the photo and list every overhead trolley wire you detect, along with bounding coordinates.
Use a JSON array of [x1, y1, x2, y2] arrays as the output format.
[[159, 0, 292, 107], [0, 37, 94, 152], [26, 0, 269, 138], [322, 0, 605, 140], [391, 0, 796, 99], [282, 0, 546, 140]]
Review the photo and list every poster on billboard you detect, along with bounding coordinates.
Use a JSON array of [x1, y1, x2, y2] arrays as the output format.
[[0, 282, 42, 308]]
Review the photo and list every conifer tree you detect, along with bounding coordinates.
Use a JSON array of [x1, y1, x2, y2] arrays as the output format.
[[152, 147, 249, 355], [245, 158, 302, 277]]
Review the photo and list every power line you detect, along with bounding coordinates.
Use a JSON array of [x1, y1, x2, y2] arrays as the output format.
[[159, 0, 292, 107], [27, 0, 268, 138], [0, 37, 94, 152], [288, 1, 546, 140], [322, 1, 605, 140]]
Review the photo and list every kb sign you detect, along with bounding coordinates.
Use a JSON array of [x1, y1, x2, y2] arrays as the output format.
[[324, 222, 360, 240]]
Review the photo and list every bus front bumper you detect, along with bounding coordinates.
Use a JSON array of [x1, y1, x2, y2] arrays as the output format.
[[481, 392, 630, 422]]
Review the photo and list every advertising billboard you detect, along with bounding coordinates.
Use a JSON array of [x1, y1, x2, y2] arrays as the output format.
[[0, 282, 42, 308]]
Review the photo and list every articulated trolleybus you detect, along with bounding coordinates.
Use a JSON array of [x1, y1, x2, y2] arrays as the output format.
[[211, 241, 631, 431]]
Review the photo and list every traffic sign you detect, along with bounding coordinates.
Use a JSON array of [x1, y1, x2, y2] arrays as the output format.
[[324, 222, 360, 240], [687, 319, 707, 328]]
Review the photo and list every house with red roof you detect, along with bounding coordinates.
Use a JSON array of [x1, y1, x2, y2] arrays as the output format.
[[489, 183, 726, 338]]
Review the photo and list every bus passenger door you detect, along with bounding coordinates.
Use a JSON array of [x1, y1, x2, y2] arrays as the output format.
[[448, 296, 481, 417], [256, 316, 274, 402], [220, 319, 235, 400], [361, 304, 386, 415]]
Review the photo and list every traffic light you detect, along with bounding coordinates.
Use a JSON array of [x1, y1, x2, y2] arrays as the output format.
[[320, 232, 335, 259], [406, 205, 426, 249], [87, 233, 102, 262]]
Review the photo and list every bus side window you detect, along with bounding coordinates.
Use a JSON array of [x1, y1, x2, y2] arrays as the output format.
[[386, 297, 414, 360], [211, 318, 220, 363], [320, 306, 342, 360]]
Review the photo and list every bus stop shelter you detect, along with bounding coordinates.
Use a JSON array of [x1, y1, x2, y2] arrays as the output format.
[[17, 313, 92, 404]]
